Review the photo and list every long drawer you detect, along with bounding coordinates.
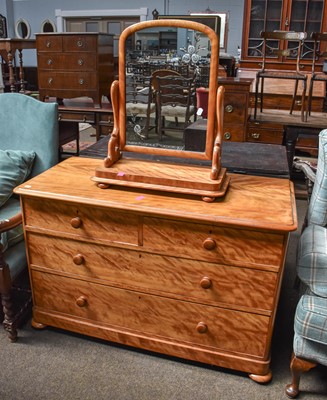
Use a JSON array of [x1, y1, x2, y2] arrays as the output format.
[[27, 232, 277, 311], [38, 71, 97, 90], [38, 54, 97, 71], [31, 270, 270, 357]]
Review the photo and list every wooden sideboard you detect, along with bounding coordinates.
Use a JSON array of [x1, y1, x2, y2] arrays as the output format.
[[15, 156, 297, 381], [36, 33, 114, 108]]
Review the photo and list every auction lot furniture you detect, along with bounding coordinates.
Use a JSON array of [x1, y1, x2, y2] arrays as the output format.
[[0, 38, 36, 92], [15, 156, 297, 381], [36, 33, 114, 108]]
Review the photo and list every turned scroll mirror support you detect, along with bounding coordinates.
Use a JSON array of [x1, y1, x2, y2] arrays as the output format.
[[92, 19, 230, 201]]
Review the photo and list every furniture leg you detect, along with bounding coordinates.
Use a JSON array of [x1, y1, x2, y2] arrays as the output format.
[[290, 80, 298, 115], [260, 77, 264, 113], [254, 76, 260, 120], [0, 250, 17, 342], [7, 50, 15, 93], [18, 49, 25, 93], [285, 352, 317, 398]]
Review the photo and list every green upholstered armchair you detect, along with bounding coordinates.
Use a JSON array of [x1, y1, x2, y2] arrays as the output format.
[[286, 129, 327, 398], [0, 93, 59, 342]]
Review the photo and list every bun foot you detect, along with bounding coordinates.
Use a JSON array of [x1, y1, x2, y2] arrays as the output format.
[[31, 319, 47, 329], [248, 369, 272, 383], [202, 196, 216, 203], [97, 182, 110, 189]]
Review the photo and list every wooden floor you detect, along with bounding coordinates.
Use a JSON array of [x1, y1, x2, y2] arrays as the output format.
[[250, 108, 327, 127]]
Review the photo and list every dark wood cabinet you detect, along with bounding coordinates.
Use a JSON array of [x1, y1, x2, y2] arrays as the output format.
[[240, 0, 327, 70], [36, 33, 114, 108]]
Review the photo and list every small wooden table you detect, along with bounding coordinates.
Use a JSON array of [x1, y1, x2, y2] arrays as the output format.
[[46, 97, 113, 141], [0, 38, 36, 92]]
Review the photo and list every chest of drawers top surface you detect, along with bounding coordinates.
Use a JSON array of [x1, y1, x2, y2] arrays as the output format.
[[15, 156, 297, 232]]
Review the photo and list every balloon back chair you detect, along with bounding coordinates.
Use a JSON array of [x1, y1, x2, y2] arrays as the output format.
[[285, 129, 327, 398], [0, 93, 59, 342]]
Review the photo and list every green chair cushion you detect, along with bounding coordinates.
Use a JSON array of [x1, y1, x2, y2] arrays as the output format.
[[297, 224, 327, 297], [295, 295, 327, 347], [308, 129, 327, 226], [0, 149, 35, 207]]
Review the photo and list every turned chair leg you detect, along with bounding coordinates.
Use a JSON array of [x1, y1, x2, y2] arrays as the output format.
[[285, 352, 317, 398], [0, 252, 17, 342]]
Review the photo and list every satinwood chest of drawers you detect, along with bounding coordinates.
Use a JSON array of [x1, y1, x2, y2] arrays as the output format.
[[15, 157, 297, 382], [36, 33, 114, 108]]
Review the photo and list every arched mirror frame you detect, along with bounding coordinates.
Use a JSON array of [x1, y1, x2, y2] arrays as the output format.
[[40, 19, 57, 33], [118, 19, 219, 161], [15, 18, 31, 39]]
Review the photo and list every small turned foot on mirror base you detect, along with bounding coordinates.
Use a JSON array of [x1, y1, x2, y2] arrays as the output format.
[[31, 319, 47, 330], [248, 369, 272, 383], [97, 182, 110, 189]]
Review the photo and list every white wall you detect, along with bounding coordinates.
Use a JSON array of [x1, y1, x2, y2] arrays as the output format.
[[0, 0, 245, 65]]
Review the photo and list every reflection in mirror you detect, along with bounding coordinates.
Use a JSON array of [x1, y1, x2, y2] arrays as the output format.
[[124, 25, 214, 153], [41, 19, 56, 33], [15, 18, 31, 39]]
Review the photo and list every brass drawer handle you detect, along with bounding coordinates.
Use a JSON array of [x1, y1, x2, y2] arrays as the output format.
[[47, 59, 53, 65], [46, 41, 51, 48], [77, 40, 83, 47], [76, 296, 87, 307], [79, 78, 85, 85], [73, 254, 85, 265], [296, 100, 302, 106], [58, 113, 62, 121], [225, 104, 233, 113], [200, 277, 212, 289], [196, 322, 208, 334], [78, 59, 84, 66], [48, 77, 53, 85], [203, 238, 216, 250], [251, 133, 261, 140], [70, 216, 82, 229], [224, 132, 231, 140]]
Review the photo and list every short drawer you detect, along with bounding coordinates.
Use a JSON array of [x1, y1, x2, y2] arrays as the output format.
[[27, 233, 277, 311], [63, 35, 97, 52], [58, 110, 96, 124], [247, 121, 284, 144], [32, 270, 270, 357], [37, 54, 96, 71], [224, 92, 248, 124], [37, 36, 62, 52], [38, 71, 97, 90], [222, 124, 245, 142], [23, 198, 139, 245], [143, 217, 284, 268]]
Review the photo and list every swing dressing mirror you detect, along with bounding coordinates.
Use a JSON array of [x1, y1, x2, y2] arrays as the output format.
[[92, 19, 230, 201]]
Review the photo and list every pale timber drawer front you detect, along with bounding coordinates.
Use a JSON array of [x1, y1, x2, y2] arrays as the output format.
[[31, 270, 270, 357]]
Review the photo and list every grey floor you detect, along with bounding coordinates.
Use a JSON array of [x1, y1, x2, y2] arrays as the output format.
[[1, 142, 326, 399]]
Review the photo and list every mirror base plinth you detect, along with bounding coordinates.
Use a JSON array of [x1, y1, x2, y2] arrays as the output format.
[[92, 158, 230, 201]]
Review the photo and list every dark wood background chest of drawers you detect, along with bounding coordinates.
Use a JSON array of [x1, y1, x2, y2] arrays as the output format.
[[36, 33, 114, 108]]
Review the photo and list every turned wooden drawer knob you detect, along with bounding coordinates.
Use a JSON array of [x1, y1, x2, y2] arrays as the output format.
[[76, 296, 87, 307], [71, 216, 82, 229], [224, 132, 231, 140], [196, 322, 208, 334], [225, 104, 234, 113], [73, 254, 85, 265], [203, 238, 216, 250], [200, 277, 212, 289]]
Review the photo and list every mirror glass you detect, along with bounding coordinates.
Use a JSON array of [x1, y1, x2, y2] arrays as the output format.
[[119, 19, 220, 160]]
